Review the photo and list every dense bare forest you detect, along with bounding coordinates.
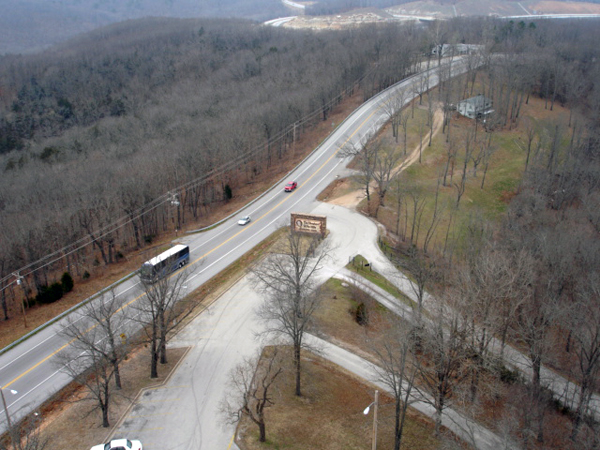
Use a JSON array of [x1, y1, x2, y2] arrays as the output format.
[[1, 13, 600, 321], [1, 11, 600, 448], [368, 18, 600, 448], [0, 17, 424, 310]]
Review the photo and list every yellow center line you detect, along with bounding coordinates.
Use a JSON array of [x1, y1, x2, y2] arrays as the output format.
[[188, 94, 382, 268], [4, 86, 383, 393], [4, 341, 71, 387]]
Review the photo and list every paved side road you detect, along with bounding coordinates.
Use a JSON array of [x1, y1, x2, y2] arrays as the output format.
[[107, 202, 508, 449], [108, 276, 509, 450], [111, 276, 264, 450], [315, 202, 600, 419], [305, 334, 513, 450], [108, 201, 596, 449]]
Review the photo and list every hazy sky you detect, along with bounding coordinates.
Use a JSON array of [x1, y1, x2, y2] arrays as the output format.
[[0, 0, 288, 54]]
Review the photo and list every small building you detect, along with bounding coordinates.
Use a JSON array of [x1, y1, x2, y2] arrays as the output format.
[[457, 94, 493, 119], [432, 43, 483, 57]]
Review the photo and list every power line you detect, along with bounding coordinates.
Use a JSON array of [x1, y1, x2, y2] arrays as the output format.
[[0, 69, 378, 292]]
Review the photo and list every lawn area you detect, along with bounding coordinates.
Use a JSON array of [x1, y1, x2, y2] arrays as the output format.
[[236, 75, 578, 450], [237, 349, 442, 450], [237, 277, 447, 450], [346, 254, 415, 308], [364, 77, 572, 254]]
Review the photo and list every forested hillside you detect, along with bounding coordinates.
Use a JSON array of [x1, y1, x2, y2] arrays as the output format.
[[1, 12, 600, 319], [2, 14, 600, 315], [0, 17, 424, 307], [1, 13, 600, 447], [0, 0, 288, 54]]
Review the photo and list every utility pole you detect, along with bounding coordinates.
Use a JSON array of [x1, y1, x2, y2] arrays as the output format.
[[1, 386, 18, 450], [14, 273, 27, 328], [371, 389, 378, 450], [363, 389, 379, 450], [1, 387, 12, 431]]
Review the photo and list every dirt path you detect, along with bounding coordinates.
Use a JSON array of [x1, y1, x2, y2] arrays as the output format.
[[329, 105, 445, 208]]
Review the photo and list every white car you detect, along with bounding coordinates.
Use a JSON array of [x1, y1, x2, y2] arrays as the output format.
[[238, 215, 251, 226], [90, 439, 142, 450]]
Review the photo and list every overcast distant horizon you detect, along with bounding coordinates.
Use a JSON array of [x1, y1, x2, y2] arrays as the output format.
[[0, 0, 288, 55], [3, 0, 600, 56]]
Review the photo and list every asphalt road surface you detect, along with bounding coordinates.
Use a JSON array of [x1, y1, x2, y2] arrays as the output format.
[[108, 204, 394, 450], [111, 204, 510, 450], [0, 57, 472, 436]]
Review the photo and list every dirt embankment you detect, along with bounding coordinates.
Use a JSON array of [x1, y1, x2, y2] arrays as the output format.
[[282, 1, 600, 31], [327, 104, 444, 209], [532, 0, 600, 14]]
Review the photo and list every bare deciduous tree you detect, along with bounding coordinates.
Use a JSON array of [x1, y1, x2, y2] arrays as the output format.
[[568, 273, 600, 441], [0, 411, 49, 450], [454, 128, 475, 208], [339, 134, 380, 210], [510, 268, 562, 444], [404, 185, 427, 245], [55, 340, 117, 428], [455, 241, 533, 402], [442, 136, 458, 187], [372, 144, 402, 210], [220, 347, 283, 443], [380, 89, 407, 144], [372, 315, 418, 450], [137, 268, 191, 378], [54, 289, 132, 427], [60, 289, 128, 390], [414, 73, 428, 107], [391, 175, 404, 237], [415, 296, 469, 436], [392, 244, 436, 323], [252, 230, 328, 397]]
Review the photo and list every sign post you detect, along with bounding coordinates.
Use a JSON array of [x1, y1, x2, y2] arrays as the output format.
[[291, 213, 327, 238]]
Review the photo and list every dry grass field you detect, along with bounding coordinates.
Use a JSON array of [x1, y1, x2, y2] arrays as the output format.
[[237, 351, 443, 450]]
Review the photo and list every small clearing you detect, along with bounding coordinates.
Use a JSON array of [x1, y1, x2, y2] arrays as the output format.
[[328, 105, 444, 209]]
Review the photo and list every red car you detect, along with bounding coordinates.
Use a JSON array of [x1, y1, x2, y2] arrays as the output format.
[[284, 181, 297, 192]]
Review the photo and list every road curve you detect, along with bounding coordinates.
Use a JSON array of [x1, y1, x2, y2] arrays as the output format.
[[0, 56, 473, 435]]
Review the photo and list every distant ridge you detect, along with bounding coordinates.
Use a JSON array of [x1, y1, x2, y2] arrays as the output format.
[[0, 0, 288, 55]]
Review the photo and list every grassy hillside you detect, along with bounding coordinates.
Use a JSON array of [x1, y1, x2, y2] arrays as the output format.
[[365, 83, 574, 257]]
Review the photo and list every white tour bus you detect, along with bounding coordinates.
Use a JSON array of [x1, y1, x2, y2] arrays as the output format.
[[139, 244, 190, 283]]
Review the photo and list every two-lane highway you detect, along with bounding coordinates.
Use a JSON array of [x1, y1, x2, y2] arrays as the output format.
[[0, 55, 473, 433]]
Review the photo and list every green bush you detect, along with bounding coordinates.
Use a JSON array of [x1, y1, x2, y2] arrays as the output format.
[[36, 282, 64, 304], [224, 184, 233, 200], [498, 364, 520, 385], [61, 272, 74, 293], [355, 302, 368, 325]]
